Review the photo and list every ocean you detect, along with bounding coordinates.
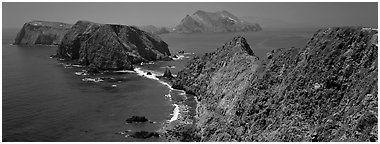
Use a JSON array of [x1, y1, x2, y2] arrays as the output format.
[[2, 27, 317, 141]]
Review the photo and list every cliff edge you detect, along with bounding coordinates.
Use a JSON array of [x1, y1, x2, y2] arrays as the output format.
[[14, 20, 72, 45]]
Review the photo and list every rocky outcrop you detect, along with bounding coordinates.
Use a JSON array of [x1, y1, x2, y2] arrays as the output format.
[[125, 116, 149, 123], [163, 68, 174, 78], [56, 20, 171, 70], [139, 25, 170, 35], [171, 27, 378, 142], [14, 20, 72, 45], [130, 131, 160, 139], [174, 10, 262, 33]]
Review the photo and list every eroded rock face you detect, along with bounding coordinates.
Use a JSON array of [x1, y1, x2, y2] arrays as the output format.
[[13, 20, 72, 45], [172, 27, 377, 142], [56, 21, 171, 70], [174, 10, 262, 33]]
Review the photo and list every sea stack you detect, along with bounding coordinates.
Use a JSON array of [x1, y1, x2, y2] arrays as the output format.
[[170, 27, 377, 142], [56, 20, 171, 70], [163, 68, 174, 78], [174, 10, 262, 33], [13, 20, 72, 45]]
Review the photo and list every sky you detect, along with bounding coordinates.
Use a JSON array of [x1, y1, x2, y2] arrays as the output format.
[[2, 2, 378, 29]]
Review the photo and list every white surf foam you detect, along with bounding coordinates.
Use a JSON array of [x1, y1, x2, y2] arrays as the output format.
[[75, 71, 89, 76], [172, 55, 185, 60], [168, 104, 180, 122], [165, 93, 172, 98], [82, 78, 104, 82], [134, 67, 173, 90], [114, 70, 136, 73], [140, 61, 155, 65], [160, 66, 176, 69], [71, 64, 84, 68]]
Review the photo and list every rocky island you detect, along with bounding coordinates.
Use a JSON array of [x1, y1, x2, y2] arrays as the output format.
[[55, 20, 171, 70], [174, 10, 262, 33], [168, 27, 378, 142], [13, 20, 72, 45]]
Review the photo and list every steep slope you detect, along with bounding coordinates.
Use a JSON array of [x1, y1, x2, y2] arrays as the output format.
[[13, 20, 72, 45], [174, 10, 262, 33], [56, 20, 171, 70], [172, 27, 378, 142]]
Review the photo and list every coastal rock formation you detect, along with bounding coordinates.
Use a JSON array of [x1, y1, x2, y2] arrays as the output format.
[[174, 10, 262, 33], [126, 116, 149, 123], [130, 131, 160, 139], [163, 68, 174, 78], [14, 20, 72, 45], [56, 20, 171, 70], [139, 25, 170, 35], [171, 27, 378, 142]]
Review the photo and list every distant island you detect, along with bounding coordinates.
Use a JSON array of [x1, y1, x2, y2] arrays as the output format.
[[173, 10, 262, 33], [14, 20, 171, 71]]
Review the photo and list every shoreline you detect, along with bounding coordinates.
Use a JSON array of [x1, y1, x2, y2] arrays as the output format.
[[132, 66, 199, 141], [58, 58, 198, 141]]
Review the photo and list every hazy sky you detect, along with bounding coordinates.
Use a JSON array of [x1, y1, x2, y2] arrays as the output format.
[[2, 2, 378, 29]]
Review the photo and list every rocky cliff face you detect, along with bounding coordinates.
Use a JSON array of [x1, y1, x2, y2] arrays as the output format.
[[172, 27, 378, 142], [14, 20, 72, 45], [56, 20, 171, 70], [174, 10, 262, 33]]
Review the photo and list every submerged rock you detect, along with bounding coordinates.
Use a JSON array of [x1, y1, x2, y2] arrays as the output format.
[[125, 116, 149, 123], [14, 20, 72, 45], [130, 131, 160, 139], [171, 27, 377, 142], [56, 20, 171, 70], [178, 50, 185, 54]]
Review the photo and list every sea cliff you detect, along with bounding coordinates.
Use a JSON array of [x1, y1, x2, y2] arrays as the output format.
[[171, 27, 378, 142], [13, 20, 72, 45], [56, 20, 171, 70]]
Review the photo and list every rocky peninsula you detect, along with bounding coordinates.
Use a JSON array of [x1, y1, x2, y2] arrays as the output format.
[[169, 27, 378, 142], [14, 20, 72, 45]]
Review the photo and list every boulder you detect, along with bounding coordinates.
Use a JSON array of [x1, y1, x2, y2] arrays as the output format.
[[126, 116, 149, 123], [130, 131, 160, 138]]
